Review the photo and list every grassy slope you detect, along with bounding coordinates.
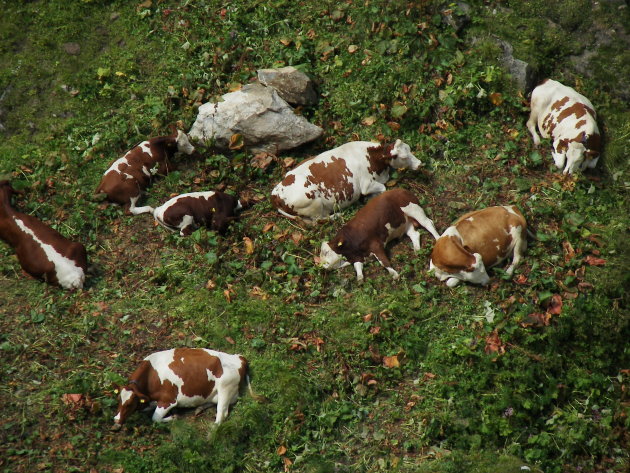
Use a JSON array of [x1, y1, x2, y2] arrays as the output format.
[[0, 1, 628, 472]]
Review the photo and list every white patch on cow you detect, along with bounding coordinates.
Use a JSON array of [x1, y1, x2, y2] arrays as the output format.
[[104, 156, 129, 175], [141, 166, 151, 177], [401, 202, 440, 240], [152, 191, 217, 234], [493, 238, 499, 243], [467, 217, 474, 222], [503, 205, 519, 217], [176, 130, 195, 155], [319, 241, 347, 270], [123, 173, 134, 180], [13, 217, 85, 289], [120, 388, 133, 405], [139, 141, 152, 157]]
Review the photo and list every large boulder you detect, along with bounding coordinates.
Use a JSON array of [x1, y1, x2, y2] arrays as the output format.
[[497, 39, 538, 93], [257, 66, 318, 106], [189, 83, 323, 154]]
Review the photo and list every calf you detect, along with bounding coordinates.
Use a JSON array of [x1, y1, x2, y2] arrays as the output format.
[[271, 140, 422, 221], [0, 181, 87, 289], [112, 348, 252, 428], [429, 205, 527, 287], [152, 191, 242, 236], [95, 130, 195, 214], [320, 189, 439, 281], [527, 79, 601, 174]]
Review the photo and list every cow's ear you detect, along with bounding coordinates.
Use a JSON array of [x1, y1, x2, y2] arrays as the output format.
[[337, 240, 344, 247]]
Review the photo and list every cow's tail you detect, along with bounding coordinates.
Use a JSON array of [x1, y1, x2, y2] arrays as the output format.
[[244, 370, 268, 403]]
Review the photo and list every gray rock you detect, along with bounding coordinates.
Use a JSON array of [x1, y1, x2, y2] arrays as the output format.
[[497, 39, 538, 93], [62, 42, 81, 55], [189, 83, 323, 154], [442, 2, 471, 33], [257, 66, 318, 106]]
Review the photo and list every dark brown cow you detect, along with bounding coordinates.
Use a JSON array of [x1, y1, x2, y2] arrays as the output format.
[[112, 348, 254, 428], [151, 191, 242, 236], [95, 131, 195, 214], [319, 189, 439, 281], [0, 180, 87, 289]]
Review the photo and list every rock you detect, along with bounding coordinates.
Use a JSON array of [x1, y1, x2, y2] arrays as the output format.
[[257, 66, 318, 106], [62, 42, 81, 55], [496, 39, 537, 93], [189, 83, 323, 154], [442, 1, 471, 33]]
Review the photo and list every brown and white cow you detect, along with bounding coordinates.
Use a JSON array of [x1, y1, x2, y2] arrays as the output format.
[[271, 140, 422, 221], [319, 189, 439, 281], [429, 205, 527, 287], [527, 79, 600, 174], [95, 131, 195, 214], [0, 181, 87, 289], [152, 191, 242, 236], [112, 348, 254, 428]]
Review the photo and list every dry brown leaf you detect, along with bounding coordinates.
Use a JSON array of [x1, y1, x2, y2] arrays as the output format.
[[362, 115, 377, 126], [277, 445, 287, 456], [283, 157, 296, 168], [585, 255, 606, 266], [562, 240, 576, 262], [262, 222, 275, 233], [484, 330, 505, 355], [514, 274, 528, 285], [489, 92, 503, 106], [243, 236, 254, 254], [521, 312, 551, 328], [228, 133, 244, 150], [290, 232, 303, 245], [348, 44, 359, 53], [225, 336, 235, 345], [283, 457, 293, 471], [383, 355, 400, 368], [206, 279, 216, 290], [547, 294, 563, 315]]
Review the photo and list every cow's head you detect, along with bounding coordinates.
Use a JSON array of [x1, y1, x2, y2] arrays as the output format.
[[112, 382, 150, 429], [319, 240, 350, 270], [430, 252, 490, 287], [176, 131, 195, 155], [390, 140, 422, 170], [564, 141, 587, 175]]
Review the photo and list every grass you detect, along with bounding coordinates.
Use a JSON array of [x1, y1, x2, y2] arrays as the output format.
[[0, 1, 629, 472]]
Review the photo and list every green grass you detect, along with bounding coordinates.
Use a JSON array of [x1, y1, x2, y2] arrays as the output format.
[[0, 1, 629, 473]]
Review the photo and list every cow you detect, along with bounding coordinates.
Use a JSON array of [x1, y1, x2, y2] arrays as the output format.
[[0, 180, 87, 289], [527, 79, 601, 174], [112, 348, 257, 429], [319, 189, 440, 281], [151, 191, 242, 236], [271, 140, 422, 221], [95, 130, 195, 214], [429, 205, 527, 287]]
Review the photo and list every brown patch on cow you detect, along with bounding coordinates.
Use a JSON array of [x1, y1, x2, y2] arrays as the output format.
[[169, 348, 222, 399], [238, 356, 248, 385], [557, 102, 594, 123], [431, 235, 476, 273], [366, 144, 394, 175], [305, 156, 354, 201], [162, 192, 240, 234], [551, 96, 570, 111], [155, 379, 179, 408], [555, 138, 570, 154], [575, 119, 587, 129], [282, 174, 296, 186], [574, 132, 601, 156], [271, 193, 297, 216], [453, 206, 526, 268], [542, 113, 556, 135]]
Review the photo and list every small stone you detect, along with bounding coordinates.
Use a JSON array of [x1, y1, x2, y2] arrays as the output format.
[[62, 42, 81, 55]]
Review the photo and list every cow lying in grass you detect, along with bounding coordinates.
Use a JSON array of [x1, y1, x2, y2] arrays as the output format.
[[271, 140, 422, 221], [0, 180, 87, 289], [320, 189, 439, 281], [95, 131, 195, 214], [151, 191, 242, 236], [429, 205, 527, 287], [112, 348, 260, 429], [527, 79, 600, 174]]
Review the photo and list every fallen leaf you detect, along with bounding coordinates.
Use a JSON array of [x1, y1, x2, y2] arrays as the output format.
[[277, 445, 287, 455], [225, 336, 235, 345], [283, 157, 295, 168], [489, 92, 503, 106], [585, 255, 606, 266], [137, 0, 152, 9], [205, 280, 216, 290], [383, 355, 400, 368], [283, 457, 293, 471], [223, 289, 233, 303], [228, 133, 244, 150], [348, 44, 359, 53], [62, 394, 84, 405], [484, 330, 505, 355], [521, 312, 551, 327], [262, 222, 275, 233], [290, 232, 303, 245], [547, 294, 563, 315], [369, 326, 381, 335], [243, 237, 254, 254], [562, 240, 576, 262], [514, 274, 528, 285], [251, 152, 274, 169], [362, 115, 377, 126], [250, 286, 269, 300]]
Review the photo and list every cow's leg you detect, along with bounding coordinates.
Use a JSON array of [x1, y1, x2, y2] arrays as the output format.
[[215, 385, 238, 424], [179, 215, 195, 236], [505, 228, 527, 276], [446, 277, 461, 287], [370, 245, 399, 279], [362, 180, 386, 196], [152, 403, 177, 422], [353, 261, 364, 282], [402, 203, 440, 240], [194, 401, 215, 417], [129, 195, 154, 215], [406, 225, 422, 251], [526, 104, 541, 146]]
